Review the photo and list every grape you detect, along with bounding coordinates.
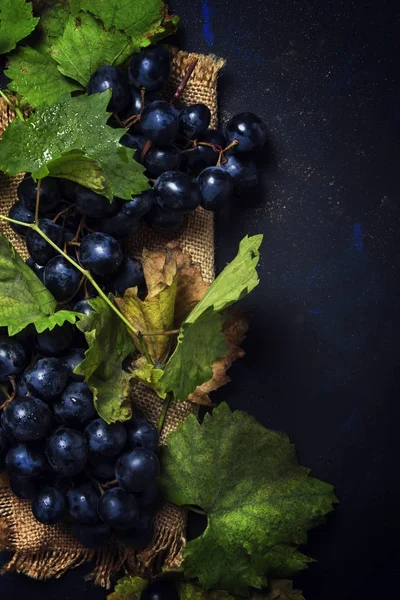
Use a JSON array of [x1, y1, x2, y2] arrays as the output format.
[[87, 207, 140, 239], [61, 347, 86, 381], [87, 456, 115, 482], [141, 580, 180, 600], [85, 418, 127, 457], [154, 171, 201, 213], [53, 382, 96, 428], [26, 218, 64, 266], [6, 443, 47, 476], [98, 487, 139, 529], [87, 66, 130, 113], [26, 257, 45, 281], [106, 257, 146, 297], [140, 101, 179, 145], [225, 112, 267, 152], [198, 166, 234, 211], [43, 256, 81, 302], [8, 201, 35, 235], [24, 358, 68, 401], [73, 300, 94, 319], [79, 233, 123, 276], [67, 482, 100, 524], [203, 128, 226, 147], [220, 154, 259, 191], [32, 486, 66, 525], [9, 473, 41, 500], [0, 338, 28, 383], [122, 190, 155, 218], [46, 428, 88, 476], [120, 132, 146, 154], [126, 417, 159, 452], [129, 46, 170, 92], [0, 427, 10, 470], [179, 104, 211, 139], [116, 448, 160, 493], [2, 396, 52, 442], [145, 206, 184, 233], [17, 176, 60, 213], [75, 185, 119, 218], [58, 178, 76, 202], [15, 372, 28, 396], [183, 129, 226, 171], [144, 145, 182, 178], [116, 512, 153, 549], [72, 522, 111, 549], [36, 323, 74, 357], [136, 483, 159, 507]]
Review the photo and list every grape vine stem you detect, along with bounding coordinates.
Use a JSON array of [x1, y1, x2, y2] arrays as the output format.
[[157, 393, 172, 433], [0, 90, 25, 122]]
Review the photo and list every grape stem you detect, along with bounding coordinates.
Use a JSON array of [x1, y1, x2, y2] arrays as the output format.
[[185, 505, 207, 516], [0, 376, 16, 409], [0, 90, 25, 123], [34, 178, 41, 224], [141, 329, 179, 337], [171, 58, 199, 104], [157, 393, 172, 433]]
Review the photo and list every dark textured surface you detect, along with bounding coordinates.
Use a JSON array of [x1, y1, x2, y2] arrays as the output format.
[[1, 0, 399, 598]]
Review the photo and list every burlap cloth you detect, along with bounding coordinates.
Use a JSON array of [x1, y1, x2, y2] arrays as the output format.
[[0, 47, 225, 587]]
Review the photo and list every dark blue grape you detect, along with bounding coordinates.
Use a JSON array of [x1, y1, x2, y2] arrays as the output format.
[[6, 443, 47, 476], [225, 112, 267, 152], [32, 486, 66, 525], [183, 128, 225, 170], [2, 396, 52, 442], [98, 487, 139, 529], [122, 190, 154, 218], [61, 347, 86, 381], [154, 171, 201, 213], [141, 101, 179, 145], [116, 512, 153, 549], [198, 166, 234, 211], [221, 154, 259, 191], [79, 233, 123, 276], [105, 257, 145, 297], [67, 482, 100, 524], [43, 256, 81, 302], [116, 448, 160, 493], [53, 382, 96, 428], [144, 145, 181, 178], [145, 206, 184, 233], [126, 417, 158, 452], [129, 46, 170, 92], [26, 257, 45, 281], [87, 456, 116, 482], [120, 132, 146, 155], [135, 483, 159, 507], [15, 372, 28, 396], [87, 207, 140, 239], [46, 428, 88, 476], [25, 358, 68, 401], [85, 418, 127, 457], [26, 218, 64, 266], [179, 104, 211, 139], [0, 338, 28, 383], [75, 185, 119, 218], [87, 66, 130, 113], [203, 128, 226, 147], [17, 176, 60, 213], [141, 580, 180, 600], [0, 427, 10, 470], [9, 473, 41, 500], [72, 522, 111, 548], [8, 201, 35, 235], [36, 324, 74, 357], [58, 178, 76, 202]]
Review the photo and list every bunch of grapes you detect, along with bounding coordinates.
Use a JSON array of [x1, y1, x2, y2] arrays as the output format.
[[0, 327, 160, 550]]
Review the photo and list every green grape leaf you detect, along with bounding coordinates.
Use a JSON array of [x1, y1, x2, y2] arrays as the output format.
[[44, 152, 105, 191], [131, 357, 167, 399], [160, 235, 262, 401], [0, 233, 79, 335], [0, 92, 149, 199], [107, 576, 148, 600], [179, 582, 237, 600], [51, 13, 135, 87], [6, 46, 82, 108], [68, 0, 179, 48], [161, 403, 337, 594], [75, 296, 135, 423], [0, 0, 39, 55], [35, 3, 71, 54]]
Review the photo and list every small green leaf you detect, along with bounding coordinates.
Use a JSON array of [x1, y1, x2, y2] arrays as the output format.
[[6, 46, 82, 108], [68, 0, 179, 48], [46, 151, 105, 191], [0, 0, 39, 55], [132, 357, 167, 399], [75, 296, 135, 423], [37, 4, 71, 52], [160, 235, 262, 401], [161, 403, 337, 594], [51, 13, 136, 87], [0, 233, 79, 335], [107, 576, 148, 600], [0, 92, 149, 199]]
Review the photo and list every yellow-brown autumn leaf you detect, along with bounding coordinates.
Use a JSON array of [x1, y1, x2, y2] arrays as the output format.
[[188, 310, 249, 405]]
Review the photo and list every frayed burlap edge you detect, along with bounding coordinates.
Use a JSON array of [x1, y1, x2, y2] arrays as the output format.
[[0, 47, 225, 587]]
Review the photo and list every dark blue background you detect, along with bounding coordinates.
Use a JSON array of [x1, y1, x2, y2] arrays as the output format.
[[1, 0, 399, 598]]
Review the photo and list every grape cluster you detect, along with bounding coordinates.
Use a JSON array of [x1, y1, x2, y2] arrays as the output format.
[[0, 329, 160, 549]]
